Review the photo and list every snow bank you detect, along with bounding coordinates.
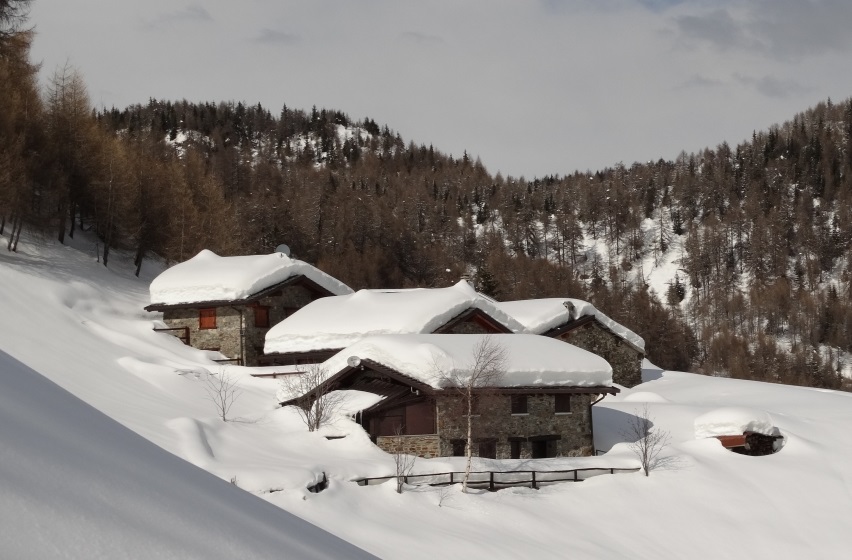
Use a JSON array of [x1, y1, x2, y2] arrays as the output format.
[[495, 298, 645, 351], [149, 249, 352, 305], [322, 334, 613, 390], [0, 349, 374, 559], [265, 280, 526, 354], [694, 407, 777, 439]]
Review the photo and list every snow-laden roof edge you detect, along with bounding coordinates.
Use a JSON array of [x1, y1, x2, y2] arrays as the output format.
[[264, 281, 526, 355], [276, 334, 615, 402], [148, 250, 352, 307], [494, 298, 645, 352]]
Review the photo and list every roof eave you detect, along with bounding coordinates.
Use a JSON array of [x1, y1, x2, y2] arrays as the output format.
[[146, 274, 336, 312]]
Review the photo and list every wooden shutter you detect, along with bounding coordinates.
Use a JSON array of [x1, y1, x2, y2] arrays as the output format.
[[199, 308, 217, 329], [254, 305, 270, 328], [555, 394, 572, 414], [510, 394, 528, 414]]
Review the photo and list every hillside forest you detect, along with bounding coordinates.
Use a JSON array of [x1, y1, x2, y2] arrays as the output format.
[[2, 1, 851, 389]]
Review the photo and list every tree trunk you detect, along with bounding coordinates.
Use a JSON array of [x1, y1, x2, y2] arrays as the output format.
[[10, 214, 23, 252], [463, 385, 473, 493], [134, 244, 145, 277]]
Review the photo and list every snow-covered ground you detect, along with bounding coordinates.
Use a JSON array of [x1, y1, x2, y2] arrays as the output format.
[[3, 231, 852, 558]]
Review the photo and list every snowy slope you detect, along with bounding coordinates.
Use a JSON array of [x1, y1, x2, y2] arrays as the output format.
[[0, 349, 374, 559], [3, 231, 852, 559]]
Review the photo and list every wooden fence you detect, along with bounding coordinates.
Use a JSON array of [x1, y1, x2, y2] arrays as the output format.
[[153, 326, 190, 345], [354, 466, 640, 491]]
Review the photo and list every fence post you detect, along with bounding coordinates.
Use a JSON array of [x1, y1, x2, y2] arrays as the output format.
[[574, 470, 578, 482], [490, 472, 495, 492], [532, 471, 537, 490], [450, 472, 454, 485]]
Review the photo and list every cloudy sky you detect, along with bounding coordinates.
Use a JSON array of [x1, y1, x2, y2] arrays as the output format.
[[28, 0, 852, 178]]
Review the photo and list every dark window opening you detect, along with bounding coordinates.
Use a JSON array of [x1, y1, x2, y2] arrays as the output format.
[[452, 440, 466, 457], [511, 394, 528, 414], [555, 394, 572, 414], [254, 305, 270, 328], [530, 436, 560, 459], [478, 440, 496, 459], [199, 308, 217, 329], [510, 440, 522, 459]]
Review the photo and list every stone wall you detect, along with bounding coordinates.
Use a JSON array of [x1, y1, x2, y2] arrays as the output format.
[[557, 323, 643, 387], [435, 393, 595, 459], [161, 284, 317, 366], [376, 434, 441, 459]]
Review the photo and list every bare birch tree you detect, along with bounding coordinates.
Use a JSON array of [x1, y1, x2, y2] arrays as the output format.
[[626, 404, 670, 476], [436, 336, 507, 493], [392, 425, 417, 494], [204, 369, 241, 422], [280, 364, 343, 432]]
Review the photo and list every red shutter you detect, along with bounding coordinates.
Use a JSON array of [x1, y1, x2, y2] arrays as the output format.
[[199, 308, 217, 329]]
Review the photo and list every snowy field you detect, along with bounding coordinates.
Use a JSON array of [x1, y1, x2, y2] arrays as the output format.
[[2, 231, 852, 559]]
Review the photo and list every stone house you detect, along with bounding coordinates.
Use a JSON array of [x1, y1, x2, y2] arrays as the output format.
[[496, 298, 645, 387], [279, 334, 618, 459], [262, 280, 526, 366], [145, 249, 352, 366]]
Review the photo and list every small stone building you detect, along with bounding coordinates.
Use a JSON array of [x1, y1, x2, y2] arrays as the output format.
[[280, 334, 618, 459], [263, 280, 526, 366], [145, 249, 352, 366], [496, 298, 645, 387]]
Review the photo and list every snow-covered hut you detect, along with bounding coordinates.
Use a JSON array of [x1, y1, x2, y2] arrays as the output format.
[[262, 280, 526, 366], [145, 250, 352, 366], [694, 407, 785, 455], [280, 334, 617, 459], [495, 298, 645, 387]]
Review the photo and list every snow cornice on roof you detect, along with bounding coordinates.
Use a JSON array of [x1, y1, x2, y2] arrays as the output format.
[[146, 249, 352, 309], [277, 334, 616, 405], [264, 280, 526, 355], [495, 298, 646, 353]]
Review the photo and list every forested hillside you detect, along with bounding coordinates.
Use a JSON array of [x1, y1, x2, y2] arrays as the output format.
[[2, 1, 850, 388]]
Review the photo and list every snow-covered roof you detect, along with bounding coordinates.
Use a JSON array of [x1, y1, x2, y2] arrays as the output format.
[[494, 298, 645, 352], [694, 407, 778, 439], [264, 280, 526, 355], [148, 250, 352, 306], [314, 334, 614, 394]]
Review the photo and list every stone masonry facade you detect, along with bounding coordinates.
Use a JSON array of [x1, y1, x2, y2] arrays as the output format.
[[376, 434, 441, 459], [160, 284, 317, 366], [434, 393, 596, 459], [557, 322, 643, 387]]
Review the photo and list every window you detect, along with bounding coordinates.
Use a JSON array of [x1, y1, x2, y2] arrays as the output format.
[[199, 308, 217, 329], [463, 395, 480, 416], [555, 394, 572, 414], [510, 395, 528, 415], [452, 440, 466, 457], [478, 440, 496, 459], [254, 305, 270, 328], [510, 439, 522, 459]]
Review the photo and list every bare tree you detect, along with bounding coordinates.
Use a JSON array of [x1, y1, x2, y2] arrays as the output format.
[[391, 425, 417, 494], [280, 364, 343, 432], [435, 336, 507, 493], [204, 369, 241, 422], [625, 404, 670, 477]]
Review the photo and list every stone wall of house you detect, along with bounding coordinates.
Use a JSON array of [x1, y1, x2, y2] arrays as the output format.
[[161, 284, 317, 366], [435, 393, 595, 459], [557, 323, 642, 387], [163, 306, 243, 359], [376, 434, 441, 459]]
